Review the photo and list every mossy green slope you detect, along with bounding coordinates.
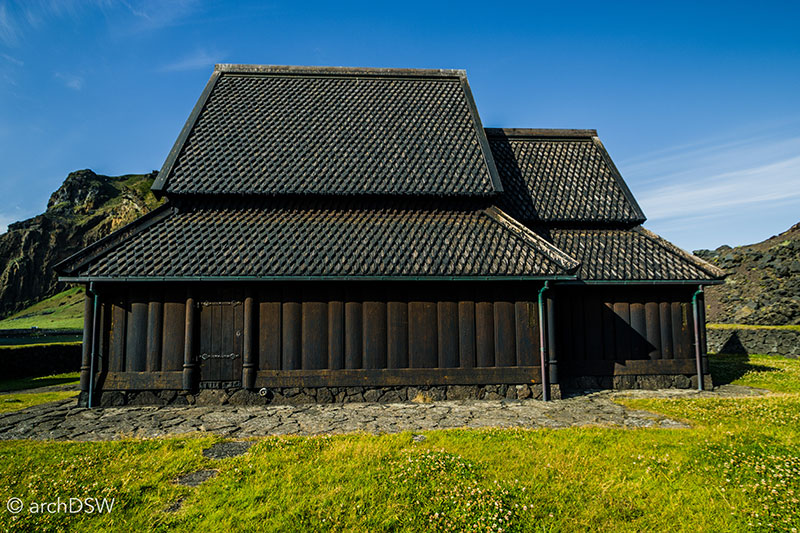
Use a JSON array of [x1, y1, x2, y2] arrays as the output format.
[[0, 288, 84, 330]]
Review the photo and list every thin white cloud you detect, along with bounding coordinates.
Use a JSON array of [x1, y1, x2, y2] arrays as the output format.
[[117, 0, 201, 33], [0, 52, 23, 66], [0, 0, 198, 45], [632, 137, 800, 223], [55, 72, 84, 90], [159, 48, 223, 72], [0, 3, 20, 45], [621, 132, 800, 250]]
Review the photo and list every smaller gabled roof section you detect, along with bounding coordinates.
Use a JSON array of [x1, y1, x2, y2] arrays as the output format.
[[57, 199, 578, 281], [152, 64, 502, 197], [538, 226, 725, 281], [486, 128, 646, 224]]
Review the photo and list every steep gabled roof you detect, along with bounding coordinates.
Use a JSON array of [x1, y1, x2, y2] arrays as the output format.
[[486, 128, 646, 224], [58, 199, 578, 281], [152, 65, 502, 197], [535, 226, 725, 281]]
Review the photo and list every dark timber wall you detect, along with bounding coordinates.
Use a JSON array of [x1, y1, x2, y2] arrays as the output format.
[[89, 282, 545, 391], [84, 282, 708, 394], [554, 286, 707, 378]]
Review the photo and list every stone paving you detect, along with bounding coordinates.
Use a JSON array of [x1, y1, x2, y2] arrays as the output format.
[[0, 384, 766, 441]]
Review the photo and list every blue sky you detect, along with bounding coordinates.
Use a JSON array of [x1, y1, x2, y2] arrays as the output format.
[[1, 0, 798, 251]]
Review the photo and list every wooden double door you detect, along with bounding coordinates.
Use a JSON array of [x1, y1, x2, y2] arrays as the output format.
[[198, 300, 244, 388]]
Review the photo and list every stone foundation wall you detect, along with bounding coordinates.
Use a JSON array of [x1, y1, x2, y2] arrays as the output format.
[[707, 327, 800, 358], [563, 374, 712, 391], [87, 383, 563, 407]]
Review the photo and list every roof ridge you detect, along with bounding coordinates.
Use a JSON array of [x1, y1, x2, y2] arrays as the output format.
[[633, 226, 726, 279], [214, 64, 466, 79], [591, 137, 647, 223], [484, 206, 580, 274], [485, 128, 597, 139]]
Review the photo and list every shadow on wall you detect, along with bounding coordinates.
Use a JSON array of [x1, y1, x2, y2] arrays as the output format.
[[719, 331, 748, 355]]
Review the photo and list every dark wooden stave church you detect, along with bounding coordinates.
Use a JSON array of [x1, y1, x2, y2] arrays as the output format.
[[57, 65, 724, 407]]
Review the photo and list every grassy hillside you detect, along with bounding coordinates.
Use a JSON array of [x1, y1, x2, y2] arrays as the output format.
[[0, 354, 798, 531], [0, 287, 84, 330]]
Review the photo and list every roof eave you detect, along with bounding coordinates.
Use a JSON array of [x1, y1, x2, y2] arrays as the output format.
[[59, 275, 579, 283]]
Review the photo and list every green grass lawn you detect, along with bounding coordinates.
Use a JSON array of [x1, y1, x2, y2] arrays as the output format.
[[0, 372, 80, 414], [0, 390, 78, 414], [0, 372, 80, 394], [0, 288, 84, 330], [0, 355, 798, 532]]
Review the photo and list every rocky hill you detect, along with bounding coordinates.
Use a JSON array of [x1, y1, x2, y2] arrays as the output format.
[[694, 222, 800, 325], [0, 169, 162, 317]]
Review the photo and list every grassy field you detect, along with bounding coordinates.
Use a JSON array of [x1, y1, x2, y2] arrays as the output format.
[[0, 372, 80, 394], [0, 288, 84, 330], [0, 355, 798, 532], [0, 372, 79, 414]]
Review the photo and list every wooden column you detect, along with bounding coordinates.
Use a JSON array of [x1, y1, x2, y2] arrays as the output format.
[[328, 299, 344, 370], [80, 291, 93, 394], [659, 301, 674, 359], [145, 299, 163, 372], [242, 295, 256, 388], [547, 293, 558, 384], [387, 301, 408, 369], [698, 291, 709, 373], [645, 301, 661, 360], [437, 301, 459, 368], [182, 295, 196, 391]]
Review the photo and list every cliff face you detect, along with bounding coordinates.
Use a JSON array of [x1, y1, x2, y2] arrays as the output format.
[[0, 169, 162, 317], [694, 222, 800, 325]]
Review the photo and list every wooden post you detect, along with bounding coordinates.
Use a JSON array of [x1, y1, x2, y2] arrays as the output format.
[[183, 295, 196, 391], [80, 291, 93, 395], [146, 299, 163, 371], [698, 291, 708, 374], [242, 295, 255, 388], [546, 293, 558, 384]]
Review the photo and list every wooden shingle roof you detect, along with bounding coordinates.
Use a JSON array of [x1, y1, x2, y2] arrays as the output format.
[[487, 128, 646, 224], [536, 226, 726, 281], [152, 65, 502, 197], [58, 200, 579, 281], [56, 64, 724, 284]]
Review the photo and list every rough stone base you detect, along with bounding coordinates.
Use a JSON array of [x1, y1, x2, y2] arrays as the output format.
[[562, 374, 713, 392], [707, 327, 800, 358], [94, 383, 563, 407]]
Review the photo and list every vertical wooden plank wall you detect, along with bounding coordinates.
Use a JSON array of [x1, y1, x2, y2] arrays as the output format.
[[328, 289, 344, 370], [258, 287, 281, 371], [557, 288, 697, 364], [282, 292, 302, 370], [98, 288, 187, 379], [408, 301, 437, 368], [80, 293, 93, 392], [363, 300, 387, 369], [251, 284, 541, 372], [437, 301, 459, 368], [97, 283, 548, 389], [387, 300, 408, 369]]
